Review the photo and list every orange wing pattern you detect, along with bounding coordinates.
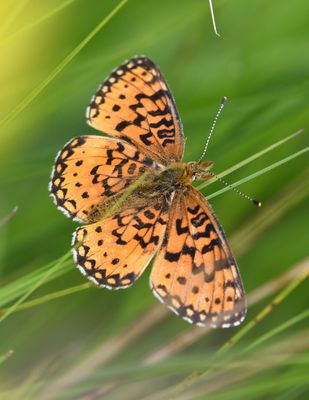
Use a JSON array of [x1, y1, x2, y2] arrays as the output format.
[[87, 56, 184, 165], [50, 56, 247, 328], [72, 197, 170, 288], [151, 187, 246, 328], [49, 135, 158, 222]]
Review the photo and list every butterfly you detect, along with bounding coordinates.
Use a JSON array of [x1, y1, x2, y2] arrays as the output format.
[[49, 56, 246, 328]]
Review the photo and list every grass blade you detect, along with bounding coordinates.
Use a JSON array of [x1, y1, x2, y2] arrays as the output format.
[[204, 146, 309, 200], [161, 268, 308, 400], [0, 250, 72, 323], [198, 129, 304, 190], [0, 0, 129, 127], [0, 0, 77, 46]]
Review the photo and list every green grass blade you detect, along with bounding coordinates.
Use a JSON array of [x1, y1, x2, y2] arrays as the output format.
[[231, 169, 309, 255], [0, 349, 14, 365], [198, 129, 304, 190], [0, 283, 90, 316], [0, 0, 29, 37], [0, 259, 71, 307], [244, 308, 309, 353], [204, 146, 309, 200], [0, 0, 77, 46], [0, 250, 72, 323], [0, 0, 129, 127]]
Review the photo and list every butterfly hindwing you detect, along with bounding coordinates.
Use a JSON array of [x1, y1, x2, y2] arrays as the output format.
[[151, 187, 246, 328], [72, 197, 169, 289], [87, 56, 184, 165]]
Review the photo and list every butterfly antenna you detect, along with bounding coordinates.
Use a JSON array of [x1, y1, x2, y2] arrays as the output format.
[[198, 96, 228, 163], [209, 172, 262, 207]]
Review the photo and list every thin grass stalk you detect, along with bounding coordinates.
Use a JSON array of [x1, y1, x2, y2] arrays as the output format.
[[54, 330, 309, 400], [231, 168, 309, 255], [205, 146, 309, 200], [177, 331, 309, 400], [156, 269, 308, 400], [244, 308, 309, 354], [0, 259, 72, 307], [39, 304, 168, 399], [0, 206, 18, 227], [0, 0, 129, 127], [0, 0, 29, 37], [199, 374, 309, 400], [0, 283, 90, 316], [276, 383, 309, 400], [208, 0, 220, 37], [0, 349, 14, 365], [0, 0, 77, 46], [198, 129, 303, 190], [0, 250, 72, 323]]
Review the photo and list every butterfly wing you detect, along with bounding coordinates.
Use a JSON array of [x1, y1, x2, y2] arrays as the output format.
[[72, 196, 169, 289], [87, 56, 184, 165], [49, 135, 158, 222], [151, 187, 246, 328]]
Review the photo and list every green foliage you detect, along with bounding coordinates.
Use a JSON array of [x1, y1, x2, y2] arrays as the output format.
[[0, 0, 308, 398]]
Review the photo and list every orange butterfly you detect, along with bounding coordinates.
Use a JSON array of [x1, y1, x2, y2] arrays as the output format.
[[50, 56, 246, 328]]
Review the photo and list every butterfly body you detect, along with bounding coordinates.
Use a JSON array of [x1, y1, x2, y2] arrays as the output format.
[[50, 56, 246, 328], [129, 161, 204, 196]]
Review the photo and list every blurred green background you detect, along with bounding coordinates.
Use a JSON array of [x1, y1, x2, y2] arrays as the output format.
[[0, 0, 308, 399]]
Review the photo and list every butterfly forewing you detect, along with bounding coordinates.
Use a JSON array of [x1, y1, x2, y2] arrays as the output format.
[[151, 187, 246, 328], [87, 56, 184, 165], [50, 135, 159, 222]]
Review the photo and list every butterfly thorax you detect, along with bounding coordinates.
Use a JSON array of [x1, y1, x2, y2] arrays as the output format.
[[134, 160, 214, 194]]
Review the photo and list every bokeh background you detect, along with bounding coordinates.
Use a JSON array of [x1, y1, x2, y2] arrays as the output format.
[[0, 0, 308, 399]]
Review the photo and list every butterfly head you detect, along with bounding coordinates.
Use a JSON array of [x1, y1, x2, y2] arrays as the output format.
[[186, 161, 214, 182]]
